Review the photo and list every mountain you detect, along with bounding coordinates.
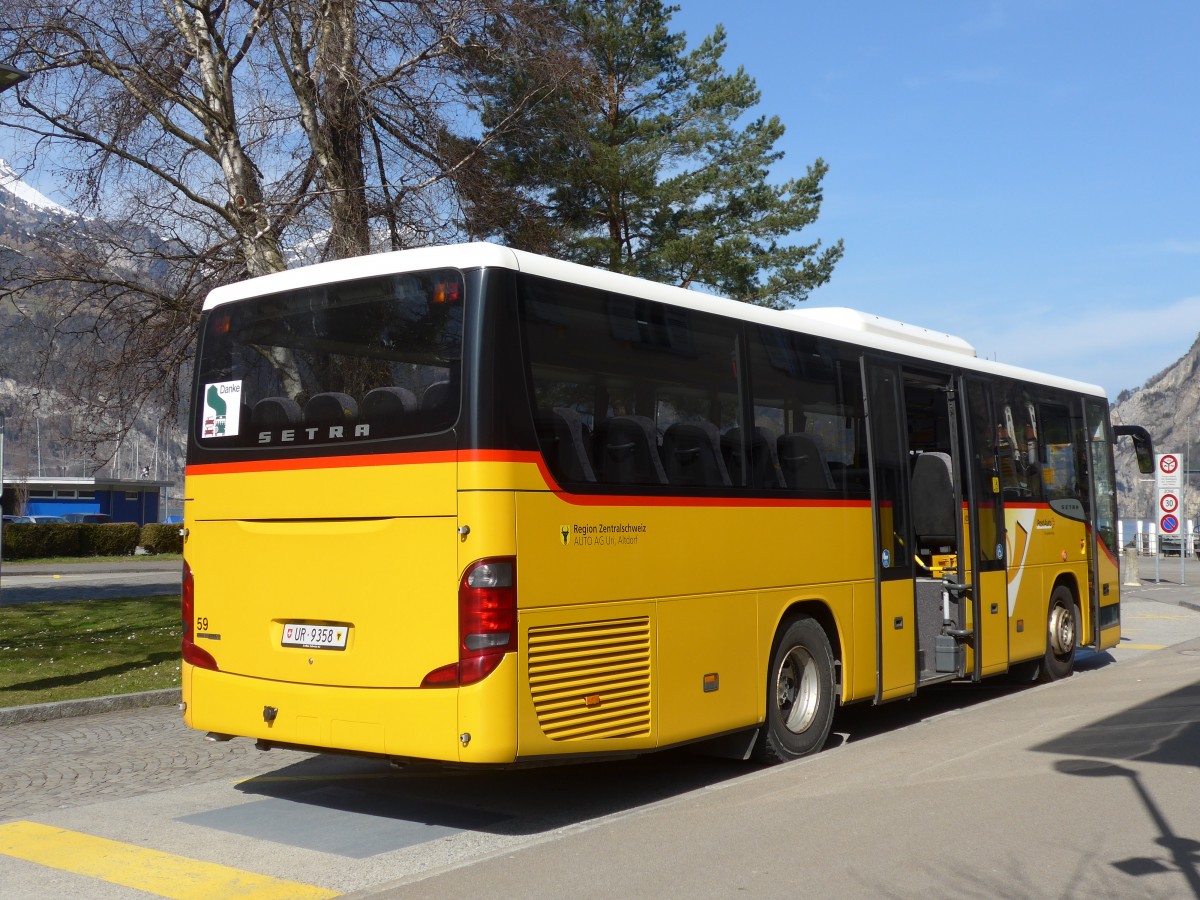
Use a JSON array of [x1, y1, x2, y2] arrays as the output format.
[[0, 159, 185, 485], [0, 158, 75, 220], [1111, 335, 1200, 522]]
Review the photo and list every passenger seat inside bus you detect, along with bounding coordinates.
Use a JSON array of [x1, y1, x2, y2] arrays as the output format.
[[911, 451, 956, 554], [594, 415, 668, 485], [722, 427, 785, 489], [422, 381, 451, 410], [777, 433, 834, 491], [661, 421, 731, 487], [304, 392, 359, 428], [361, 386, 417, 437], [536, 407, 596, 483], [252, 396, 302, 430]]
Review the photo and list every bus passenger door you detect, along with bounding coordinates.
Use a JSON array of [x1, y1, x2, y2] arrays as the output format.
[[902, 371, 1008, 683], [1084, 399, 1121, 651], [960, 379, 1009, 678], [865, 361, 917, 701]]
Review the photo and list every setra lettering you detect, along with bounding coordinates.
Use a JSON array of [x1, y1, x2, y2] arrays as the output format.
[[257, 423, 372, 444]]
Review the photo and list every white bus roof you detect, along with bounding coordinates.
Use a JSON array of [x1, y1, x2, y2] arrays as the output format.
[[202, 242, 1106, 399]]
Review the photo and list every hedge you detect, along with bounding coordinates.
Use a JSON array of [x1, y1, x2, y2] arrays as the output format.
[[81, 522, 141, 556], [2, 523, 81, 559], [2, 522, 146, 559], [140, 523, 184, 555]]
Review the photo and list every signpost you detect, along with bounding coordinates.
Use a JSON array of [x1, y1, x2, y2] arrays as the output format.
[[1155, 452, 1185, 585]]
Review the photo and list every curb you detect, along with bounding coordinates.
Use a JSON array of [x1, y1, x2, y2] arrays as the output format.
[[0, 687, 180, 726]]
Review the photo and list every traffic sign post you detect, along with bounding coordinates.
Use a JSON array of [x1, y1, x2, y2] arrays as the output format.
[[1154, 453, 1186, 585]]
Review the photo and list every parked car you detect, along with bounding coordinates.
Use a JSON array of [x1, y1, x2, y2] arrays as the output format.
[[2, 514, 34, 524], [63, 513, 113, 523], [29, 515, 67, 524]]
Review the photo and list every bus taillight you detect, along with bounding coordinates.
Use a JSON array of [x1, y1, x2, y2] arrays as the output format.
[[422, 557, 516, 687], [181, 561, 218, 671]]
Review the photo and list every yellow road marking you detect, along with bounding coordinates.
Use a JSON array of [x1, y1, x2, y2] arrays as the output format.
[[1120, 643, 1166, 650], [0, 821, 339, 899]]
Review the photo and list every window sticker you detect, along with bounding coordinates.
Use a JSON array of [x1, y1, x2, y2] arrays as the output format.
[[202, 380, 243, 438]]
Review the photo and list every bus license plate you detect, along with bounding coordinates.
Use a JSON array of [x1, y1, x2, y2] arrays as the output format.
[[281, 623, 348, 650]]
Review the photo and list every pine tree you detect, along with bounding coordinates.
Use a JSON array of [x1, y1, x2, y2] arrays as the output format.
[[459, 0, 843, 308]]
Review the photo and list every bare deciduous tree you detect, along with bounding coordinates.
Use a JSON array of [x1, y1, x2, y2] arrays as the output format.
[[0, 0, 561, 455]]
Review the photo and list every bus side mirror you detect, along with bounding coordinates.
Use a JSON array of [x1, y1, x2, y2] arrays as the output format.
[[1114, 425, 1154, 475]]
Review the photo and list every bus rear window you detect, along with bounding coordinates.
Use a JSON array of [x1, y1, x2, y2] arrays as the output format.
[[195, 269, 464, 449]]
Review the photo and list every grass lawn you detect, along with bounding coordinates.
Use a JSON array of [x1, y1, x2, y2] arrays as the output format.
[[5, 553, 182, 566], [0, 595, 181, 708]]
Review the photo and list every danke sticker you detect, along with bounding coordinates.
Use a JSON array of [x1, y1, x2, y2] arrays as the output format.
[[202, 380, 243, 438]]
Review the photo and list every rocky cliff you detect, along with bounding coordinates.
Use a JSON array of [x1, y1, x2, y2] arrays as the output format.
[[1111, 334, 1200, 521]]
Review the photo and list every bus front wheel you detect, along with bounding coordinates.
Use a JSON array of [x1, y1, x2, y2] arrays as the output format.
[[753, 616, 835, 763], [1038, 585, 1079, 682]]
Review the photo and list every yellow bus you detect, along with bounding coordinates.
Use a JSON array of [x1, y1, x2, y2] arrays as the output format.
[[181, 243, 1152, 764]]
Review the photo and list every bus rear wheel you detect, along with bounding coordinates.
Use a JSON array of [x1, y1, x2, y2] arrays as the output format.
[[1038, 585, 1079, 682], [753, 616, 835, 763]]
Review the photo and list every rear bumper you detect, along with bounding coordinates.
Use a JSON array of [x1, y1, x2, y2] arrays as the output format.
[[182, 654, 518, 764]]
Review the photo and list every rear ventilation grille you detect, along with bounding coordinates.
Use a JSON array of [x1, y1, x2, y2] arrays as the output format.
[[528, 617, 652, 741]]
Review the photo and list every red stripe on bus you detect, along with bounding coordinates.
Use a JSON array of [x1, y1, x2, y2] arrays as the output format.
[[186, 450, 873, 509], [550, 492, 873, 509], [185, 451, 457, 476], [186, 449, 547, 476]]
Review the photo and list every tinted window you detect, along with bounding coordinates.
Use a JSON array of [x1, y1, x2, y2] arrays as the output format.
[[1087, 399, 1117, 555], [195, 269, 464, 449], [518, 276, 742, 491], [997, 384, 1044, 502], [1039, 401, 1089, 508], [747, 326, 868, 496]]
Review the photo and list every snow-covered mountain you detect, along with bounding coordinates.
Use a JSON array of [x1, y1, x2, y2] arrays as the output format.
[[0, 158, 75, 218]]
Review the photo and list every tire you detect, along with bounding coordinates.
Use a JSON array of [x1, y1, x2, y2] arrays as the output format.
[[752, 616, 836, 763], [1037, 585, 1079, 683]]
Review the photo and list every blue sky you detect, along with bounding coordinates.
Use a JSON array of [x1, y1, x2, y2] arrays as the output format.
[[672, 1, 1200, 396]]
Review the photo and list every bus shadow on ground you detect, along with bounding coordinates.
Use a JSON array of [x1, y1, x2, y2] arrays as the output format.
[[180, 675, 1054, 857], [183, 748, 753, 856]]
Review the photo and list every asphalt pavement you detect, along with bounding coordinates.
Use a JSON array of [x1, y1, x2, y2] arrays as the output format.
[[0, 558, 182, 605]]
